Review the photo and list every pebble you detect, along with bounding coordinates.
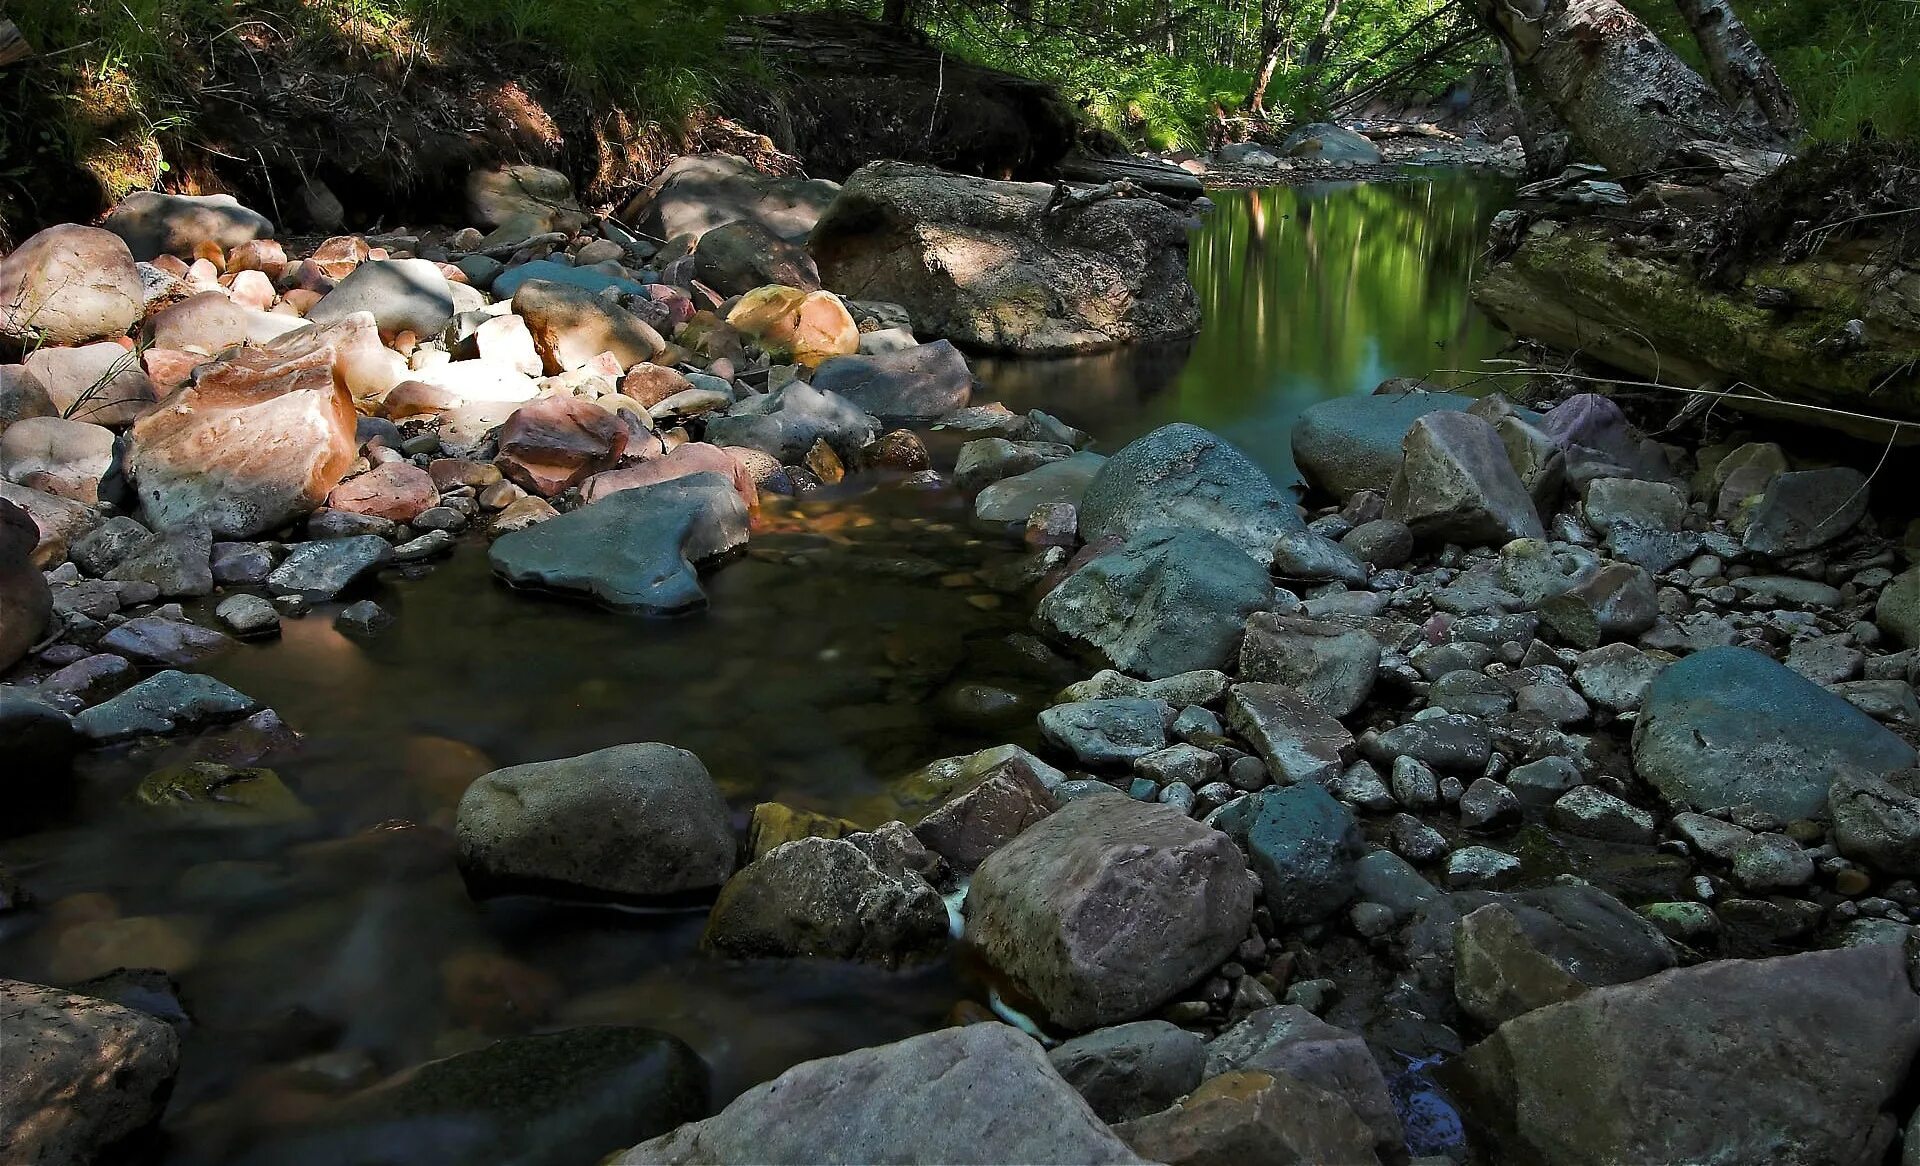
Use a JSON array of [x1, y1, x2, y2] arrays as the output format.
[[214, 594, 279, 638]]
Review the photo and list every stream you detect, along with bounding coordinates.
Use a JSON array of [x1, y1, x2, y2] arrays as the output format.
[[0, 172, 1513, 1162]]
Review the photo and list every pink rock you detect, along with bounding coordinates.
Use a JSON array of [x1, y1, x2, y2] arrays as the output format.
[[226, 269, 277, 312], [225, 239, 289, 278], [0, 416, 117, 502], [0, 497, 53, 671], [327, 460, 438, 523], [142, 349, 203, 395], [583, 441, 756, 510], [383, 380, 467, 419], [0, 225, 144, 346], [23, 342, 158, 427], [512, 280, 664, 374], [126, 317, 367, 537], [619, 363, 694, 408], [494, 395, 630, 497]]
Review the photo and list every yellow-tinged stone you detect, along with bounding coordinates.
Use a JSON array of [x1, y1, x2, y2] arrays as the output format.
[[747, 802, 859, 860], [726, 286, 859, 367]]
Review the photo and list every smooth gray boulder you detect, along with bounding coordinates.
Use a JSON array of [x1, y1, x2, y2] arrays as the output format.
[[489, 473, 748, 615], [1831, 769, 1920, 877], [103, 190, 272, 260], [1035, 528, 1272, 680], [1632, 646, 1915, 819], [702, 382, 876, 461], [1741, 466, 1869, 555], [1454, 884, 1675, 1027], [1225, 681, 1355, 785], [456, 742, 735, 900], [1047, 1021, 1207, 1123], [304, 258, 455, 339], [691, 219, 821, 296], [974, 451, 1105, 524], [1111, 1068, 1379, 1166], [613, 1023, 1144, 1164], [808, 339, 972, 422], [1079, 424, 1302, 566], [966, 797, 1256, 1029], [1389, 411, 1545, 546], [0, 979, 181, 1166], [622, 152, 841, 244], [1281, 123, 1384, 163], [700, 836, 949, 966], [1291, 387, 1473, 499], [1444, 946, 1920, 1166]]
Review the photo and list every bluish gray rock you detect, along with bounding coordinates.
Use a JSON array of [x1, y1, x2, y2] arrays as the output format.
[[73, 670, 259, 743], [1390, 411, 1545, 546], [1211, 783, 1363, 926], [975, 451, 1106, 524], [1633, 646, 1915, 819], [1035, 528, 1272, 680], [1047, 1021, 1207, 1123], [492, 259, 648, 299], [809, 339, 972, 422], [1291, 387, 1472, 499], [1281, 123, 1384, 164], [1039, 699, 1174, 767], [1079, 424, 1302, 566], [266, 535, 394, 601], [702, 382, 877, 461], [488, 473, 748, 615]]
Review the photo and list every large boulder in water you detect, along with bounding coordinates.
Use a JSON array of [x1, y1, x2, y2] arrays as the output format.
[[1632, 646, 1915, 820], [488, 473, 749, 615], [1291, 387, 1474, 499], [612, 1023, 1144, 1164], [1281, 123, 1384, 164], [0, 979, 181, 1166], [620, 153, 842, 244], [0, 225, 143, 346], [126, 317, 368, 538], [103, 191, 273, 261], [1443, 946, 1920, 1166], [260, 1026, 706, 1166], [966, 796, 1256, 1029], [1079, 423, 1301, 566], [1035, 527, 1273, 680], [808, 161, 1199, 356], [456, 742, 736, 901]]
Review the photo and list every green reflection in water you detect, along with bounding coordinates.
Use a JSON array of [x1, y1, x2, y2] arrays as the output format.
[[985, 173, 1514, 483]]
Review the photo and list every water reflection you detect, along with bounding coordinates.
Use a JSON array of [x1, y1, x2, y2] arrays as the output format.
[[981, 174, 1513, 483]]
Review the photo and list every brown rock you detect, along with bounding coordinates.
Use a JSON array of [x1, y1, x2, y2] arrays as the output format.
[[0, 979, 181, 1166], [428, 458, 503, 491], [126, 317, 366, 537], [494, 395, 629, 497], [513, 280, 664, 374], [1112, 1070, 1380, 1166], [382, 380, 467, 419], [327, 461, 438, 523], [0, 365, 58, 429], [912, 764, 1058, 873], [619, 363, 695, 408], [0, 225, 144, 346], [0, 498, 53, 671]]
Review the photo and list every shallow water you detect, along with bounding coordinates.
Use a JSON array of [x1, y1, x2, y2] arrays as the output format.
[[0, 171, 1513, 1161]]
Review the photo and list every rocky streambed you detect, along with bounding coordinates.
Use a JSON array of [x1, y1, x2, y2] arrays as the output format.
[[3, 143, 1920, 1166]]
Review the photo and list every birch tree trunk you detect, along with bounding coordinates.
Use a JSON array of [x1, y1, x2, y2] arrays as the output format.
[[1671, 0, 1800, 141], [1472, 0, 1782, 175], [1243, 0, 1290, 112]]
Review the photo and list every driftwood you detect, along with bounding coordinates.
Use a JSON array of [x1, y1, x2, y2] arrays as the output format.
[[1043, 179, 1191, 217], [0, 20, 29, 68], [1055, 153, 1203, 198]]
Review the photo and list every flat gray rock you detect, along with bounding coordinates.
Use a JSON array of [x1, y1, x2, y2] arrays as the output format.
[[267, 535, 394, 601], [73, 670, 259, 743], [489, 473, 748, 615], [1079, 424, 1302, 566], [1291, 387, 1472, 499]]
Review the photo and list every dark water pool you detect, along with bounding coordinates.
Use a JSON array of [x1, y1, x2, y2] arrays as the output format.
[[0, 173, 1513, 1162]]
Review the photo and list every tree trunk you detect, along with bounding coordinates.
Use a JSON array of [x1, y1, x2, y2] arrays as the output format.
[[1670, 0, 1800, 141], [1243, 0, 1288, 112], [1302, 0, 1344, 68], [881, 0, 909, 27], [1472, 0, 1781, 175], [0, 20, 28, 68], [1500, 40, 1571, 178]]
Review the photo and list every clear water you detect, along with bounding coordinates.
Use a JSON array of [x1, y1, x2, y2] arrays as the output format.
[[0, 173, 1512, 1162]]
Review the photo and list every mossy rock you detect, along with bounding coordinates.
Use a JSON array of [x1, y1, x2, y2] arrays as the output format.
[[133, 762, 313, 826]]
